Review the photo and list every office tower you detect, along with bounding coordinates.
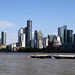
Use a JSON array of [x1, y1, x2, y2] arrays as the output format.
[[23, 27, 27, 34], [63, 25, 67, 43], [29, 40, 34, 48], [29, 32, 34, 48], [58, 27, 64, 43], [1, 31, 6, 45], [73, 34, 75, 43], [0, 39, 1, 45], [32, 32, 34, 40], [20, 34, 25, 47], [23, 27, 27, 46], [18, 28, 25, 47], [26, 20, 32, 47], [67, 30, 73, 43], [18, 28, 24, 43], [43, 37, 48, 48], [34, 30, 43, 48], [48, 35, 56, 42]]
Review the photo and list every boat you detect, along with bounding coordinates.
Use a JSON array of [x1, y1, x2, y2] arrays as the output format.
[[30, 55, 51, 58], [53, 55, 75, 59]]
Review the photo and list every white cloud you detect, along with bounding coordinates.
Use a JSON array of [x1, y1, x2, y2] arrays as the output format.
[[0, 21, 14, 29], [52, 32, 57, 35], [7, 33, 18, 45]]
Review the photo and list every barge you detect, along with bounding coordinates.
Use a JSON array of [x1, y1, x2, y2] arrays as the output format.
[[54, 55, 75, 59], [30, 55, 51, 58]]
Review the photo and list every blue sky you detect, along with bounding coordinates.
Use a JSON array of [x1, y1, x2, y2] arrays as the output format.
[[0, 0, 75, 44]]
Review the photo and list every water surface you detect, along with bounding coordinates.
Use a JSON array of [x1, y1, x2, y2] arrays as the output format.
[[0, 53, 75, 75]]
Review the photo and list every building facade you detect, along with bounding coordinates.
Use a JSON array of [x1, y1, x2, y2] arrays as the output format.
[[34, 30, 43, 48], [1, 31, 6, 45], [58, 27, 64, 43], [43, 37, 48, 48], [18, 28, 25, 47], [67, 30, 73, 43], [48, 35, 56, 42], [63, 25, 67, 43], [26, 20, 32, 47]]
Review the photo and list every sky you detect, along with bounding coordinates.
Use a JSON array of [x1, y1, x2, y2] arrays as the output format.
[[0, 0, 75, 44]]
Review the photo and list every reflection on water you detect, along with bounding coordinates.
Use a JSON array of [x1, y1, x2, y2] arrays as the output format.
[[0, 53, 75, 75]]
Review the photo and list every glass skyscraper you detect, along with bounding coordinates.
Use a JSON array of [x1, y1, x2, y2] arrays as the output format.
[[26, 20, 32, 47], [58, 27, 64, 43], [67, 30, 73, 43], [1, 31, 6, 45]]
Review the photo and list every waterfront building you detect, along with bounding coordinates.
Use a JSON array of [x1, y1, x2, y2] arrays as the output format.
[[26, 20, 32, 47], [29, 40, 34, 48], [34, 30, 43, 48], [23, 27, 27, 47], [18, 28, 25, 47], [38, 39, 43, 49], [8, 43, 17, 51], [58, 27, 64, 43], [67, 30, 73, 43], [63, 25, 67, 43], [73, 34, 75, 43], [47, 38, 62, 51], [20, 34, 25, 47], [1, 31, 6, 45], [0, 45, 6, 50], [43, 37, 48, 48], [60, 43, 75, 51], [32, 32, 34, 40], [48, 35, 57, 43], [0, 39, 1, 45], [18, 28, 24, 43]]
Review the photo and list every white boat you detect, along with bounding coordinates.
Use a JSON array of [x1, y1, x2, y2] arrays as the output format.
[[53, 55, 75, 59]]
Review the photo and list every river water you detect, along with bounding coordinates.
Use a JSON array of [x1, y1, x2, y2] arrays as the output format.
[[0, 52, 75, 75]]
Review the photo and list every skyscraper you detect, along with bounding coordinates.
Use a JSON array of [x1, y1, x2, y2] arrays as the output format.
[[18, 28, 26, 47], [48, 35, 56, 42], [63, 25, 67, 43], [67, 30, 73, 43], [58, 27, 64, 43], [73, 34, 75, 43], [43, 37, 48, 48], [18, 28, 24, 43], [1, 31, 6, 45], [34, 30, 43, 48], [26, 20, 32, 47]]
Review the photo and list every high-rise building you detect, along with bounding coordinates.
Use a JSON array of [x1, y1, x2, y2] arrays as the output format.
[[1, 31, 6, 45], [18, 28, 24, 43], [67, 30, 73, 43], [26, 20, 32, 47], [58, 27, 64, 43], [0, 39, 1, 45], [34, 30, 43, 48], [18, 28, 25, 47], [43, 37, 48, 48], [73, 34, 75, 43], [48, 35, 56, 42], [32, 32, 34, 40], [63, 25, 67, 43], [23, 27, 27, 47]]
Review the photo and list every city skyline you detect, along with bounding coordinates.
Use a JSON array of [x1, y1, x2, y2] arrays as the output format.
[[0, 0, 75, 44]]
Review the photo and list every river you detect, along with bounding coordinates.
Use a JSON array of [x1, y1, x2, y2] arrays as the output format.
[[0, 52, 75, 75]]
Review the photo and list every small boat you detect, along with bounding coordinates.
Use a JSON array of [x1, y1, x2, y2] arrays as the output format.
[[30, 55, 51, 58], [53, 55, 75, 59]]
